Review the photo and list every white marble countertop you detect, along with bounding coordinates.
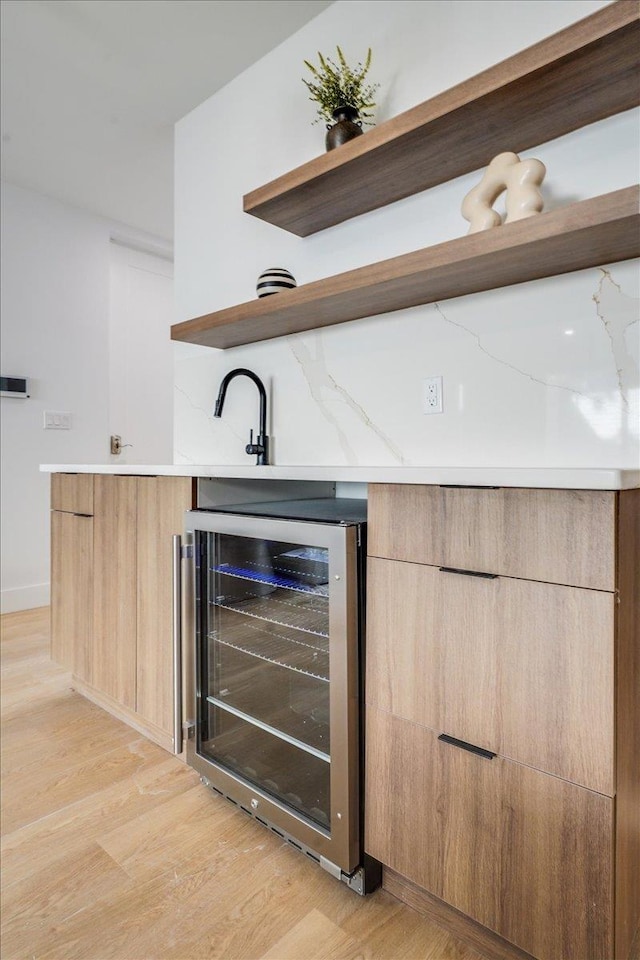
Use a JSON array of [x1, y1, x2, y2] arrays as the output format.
[[40, 463, 640, 489]]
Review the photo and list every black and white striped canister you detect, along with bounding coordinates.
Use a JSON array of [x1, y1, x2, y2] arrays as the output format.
[[256, 267, 297, 298]]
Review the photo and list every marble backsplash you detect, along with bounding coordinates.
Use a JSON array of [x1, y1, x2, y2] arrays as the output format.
[[173, 0, 638, 473], [174, 258, 639, 470]]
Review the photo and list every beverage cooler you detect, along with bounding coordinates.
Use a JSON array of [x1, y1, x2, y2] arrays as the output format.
[[182, 499, 380, 893]]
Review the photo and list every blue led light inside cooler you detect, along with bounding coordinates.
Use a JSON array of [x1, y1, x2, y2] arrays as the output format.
[[212, 564, 327, 594]]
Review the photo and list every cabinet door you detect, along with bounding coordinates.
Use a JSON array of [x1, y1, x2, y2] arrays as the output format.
[[367, 484, 616, 590], [136, 476, 193, 737], [51, 473, 94, 515], [92, 476, 137, 708], [366, 557, 614, 794], [50, 510, 93, 676], [365, 707, 613, 960]]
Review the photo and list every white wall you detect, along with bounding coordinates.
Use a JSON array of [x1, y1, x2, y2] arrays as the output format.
[[173, 0, 639, 469], [0, 183, 173, 612]]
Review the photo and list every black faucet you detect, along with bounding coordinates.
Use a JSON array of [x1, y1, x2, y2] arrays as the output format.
[[213, 368, 270, 465]]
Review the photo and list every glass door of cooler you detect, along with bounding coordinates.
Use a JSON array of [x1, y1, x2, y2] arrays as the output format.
[[186, 511, 360, 874]]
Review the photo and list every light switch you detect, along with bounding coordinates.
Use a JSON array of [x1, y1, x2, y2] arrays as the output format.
[[44, 410, 72, 430]]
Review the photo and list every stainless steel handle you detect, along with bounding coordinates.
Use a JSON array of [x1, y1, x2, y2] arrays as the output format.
[[172, 534, 183, 755], [181, 532, 196, 742]]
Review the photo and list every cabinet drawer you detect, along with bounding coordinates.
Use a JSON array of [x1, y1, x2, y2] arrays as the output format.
[[365, 707, 613, 960], [366, 557, 614, 794], [367, 484, 616, 590], [51, 473, 94, 515]]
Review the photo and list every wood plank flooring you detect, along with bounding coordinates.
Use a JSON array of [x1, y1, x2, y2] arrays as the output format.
[[1, 607, 487, 960]]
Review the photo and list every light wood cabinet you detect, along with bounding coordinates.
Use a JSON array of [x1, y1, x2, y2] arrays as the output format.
[[367, 556, 614, 794], [366, 707, 614, 960], [50, 504, 93, 676], [367, 483, 616, 590], [92, 476, 138, 709], [136, 476, 193, 736], [365, 483, 639, 960], [50, 473, 195, 752], [51, 472, 94, 516]]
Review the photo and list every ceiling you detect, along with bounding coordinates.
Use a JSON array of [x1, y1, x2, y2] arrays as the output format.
[[0, 0, 333, 242]]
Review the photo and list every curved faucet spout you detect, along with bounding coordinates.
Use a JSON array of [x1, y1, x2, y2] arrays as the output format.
[[213, 368, 269, 465]]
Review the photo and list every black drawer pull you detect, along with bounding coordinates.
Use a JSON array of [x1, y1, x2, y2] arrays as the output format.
[[438, 734, 496, 760], [439, 566, 498, 579], [439, 484, 500, 490]]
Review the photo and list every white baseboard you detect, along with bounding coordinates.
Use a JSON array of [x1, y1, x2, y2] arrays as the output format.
[[1, 582, 50, 614]]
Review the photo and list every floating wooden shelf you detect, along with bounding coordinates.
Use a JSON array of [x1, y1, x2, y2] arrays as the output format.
[[243, 1, 640, 237], [172, 186, 640, 350]]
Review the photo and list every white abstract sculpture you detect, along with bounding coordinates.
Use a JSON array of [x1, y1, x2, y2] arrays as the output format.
[[461, 152, 546, 234]]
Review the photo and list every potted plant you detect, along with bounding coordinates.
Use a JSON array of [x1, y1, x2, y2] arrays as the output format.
[[302, 46, 379, 151]]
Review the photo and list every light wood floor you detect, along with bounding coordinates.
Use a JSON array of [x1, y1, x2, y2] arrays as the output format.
[[1, 608, 488, 960]]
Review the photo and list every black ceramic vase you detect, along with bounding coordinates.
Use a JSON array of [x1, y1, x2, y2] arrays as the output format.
[[325, 105, 363, 151]]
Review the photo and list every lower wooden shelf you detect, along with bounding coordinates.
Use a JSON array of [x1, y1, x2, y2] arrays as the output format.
[[171, 185, 639, 350]]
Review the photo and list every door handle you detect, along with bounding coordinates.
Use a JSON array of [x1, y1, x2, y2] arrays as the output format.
[[172, 534, 182, 755]]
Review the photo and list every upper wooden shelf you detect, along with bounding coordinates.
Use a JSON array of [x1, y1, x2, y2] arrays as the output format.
[[243, 1, 640, 237], [172, 185, 639, 350]]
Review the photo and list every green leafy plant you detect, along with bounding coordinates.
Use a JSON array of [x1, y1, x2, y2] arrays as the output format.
[[302, 46, 379, 126]]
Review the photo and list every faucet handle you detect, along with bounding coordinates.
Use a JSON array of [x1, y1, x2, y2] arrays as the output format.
[[246, 428, 263, 456]]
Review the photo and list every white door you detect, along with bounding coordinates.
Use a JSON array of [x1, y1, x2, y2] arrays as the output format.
[[109, 242, 174, 463]]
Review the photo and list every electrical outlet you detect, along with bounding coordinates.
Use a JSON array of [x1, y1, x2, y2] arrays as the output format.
[[43, 410, 72, 430], [423, 376, 443, 414]]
